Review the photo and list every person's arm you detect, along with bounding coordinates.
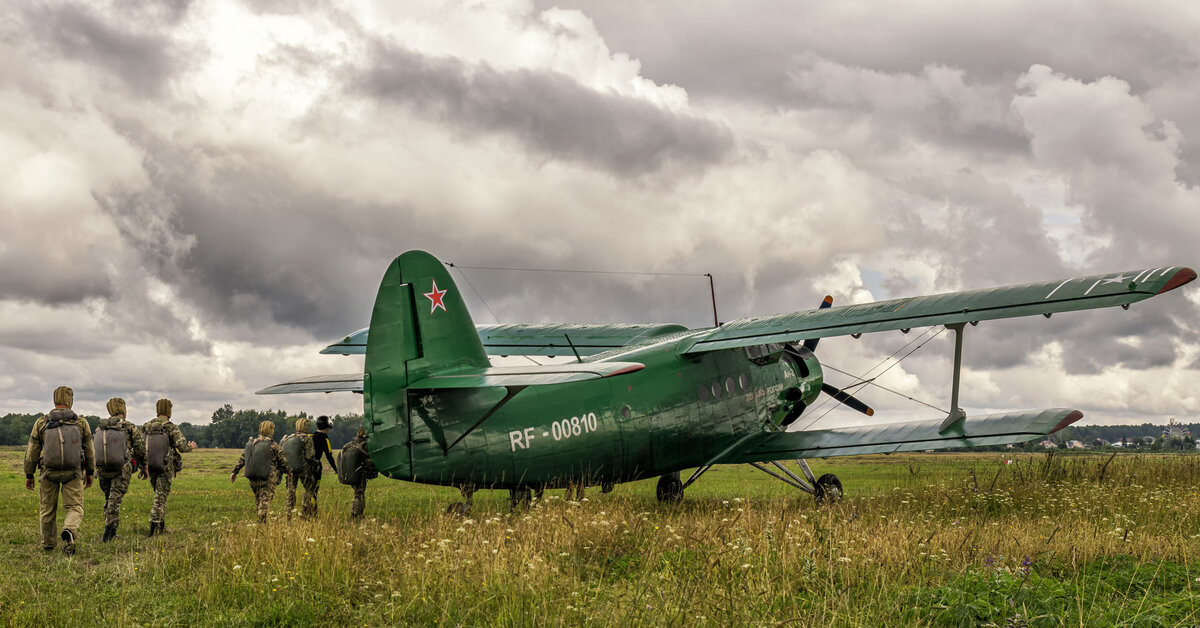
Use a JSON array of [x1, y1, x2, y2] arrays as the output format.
[[170, 424, 193, 453], [230, 450, 246, 482], [130, 423, 147, 467], [273, 445, 292, 483], [320, 435, 338, 470], [23, 417, 44, 489], [79, 420, 95, 477]]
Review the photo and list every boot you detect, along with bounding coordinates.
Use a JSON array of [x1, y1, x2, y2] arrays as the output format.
[[61, 529, 75, 556], [147, 521, 158, 537], [159, 520, 166, 535], [102, 523, 117, 543]]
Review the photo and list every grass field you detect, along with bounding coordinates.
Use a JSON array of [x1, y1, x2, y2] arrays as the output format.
[[1, 447, 1198, 626]]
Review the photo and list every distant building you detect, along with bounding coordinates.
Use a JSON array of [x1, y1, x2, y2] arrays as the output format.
[[1066, 440, 1085, 449], [1040, 440, 1058, 449]]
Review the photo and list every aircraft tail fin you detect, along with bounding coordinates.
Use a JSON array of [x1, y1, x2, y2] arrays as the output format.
[[363, 250, 489, 465], [365, 250, 490, 389]]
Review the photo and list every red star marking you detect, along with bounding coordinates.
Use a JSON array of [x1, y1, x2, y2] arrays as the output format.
[[424, 280, 448, 314]]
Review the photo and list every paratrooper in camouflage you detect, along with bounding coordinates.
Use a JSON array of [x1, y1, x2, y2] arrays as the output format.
[[95, 397, 147, 542], [141, 398, 195, 536], [24, 386, 94, 555], [282, 418, 319, 520], [339, 428, 378, 520], [230, 421, 292, 522]]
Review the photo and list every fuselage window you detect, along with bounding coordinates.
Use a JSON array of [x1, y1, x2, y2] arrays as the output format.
[[698, 385, 709, 403], [711, 382, 722, 399], [738, 373, 750, 390], [621, 405, 631, 419], [725, 377, 735, 395]]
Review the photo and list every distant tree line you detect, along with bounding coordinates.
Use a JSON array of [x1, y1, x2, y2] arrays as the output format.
[[0, 406, 365, 449]]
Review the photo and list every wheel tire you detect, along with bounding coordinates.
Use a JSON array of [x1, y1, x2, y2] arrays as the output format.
[[509, 487, 533, 510], [814, 473, 843, 506], [656, 472, 683, 503]]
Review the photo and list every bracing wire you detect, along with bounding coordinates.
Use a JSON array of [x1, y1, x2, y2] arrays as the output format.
[[794, 326, 949, 430], [448, 266, 500, 323]]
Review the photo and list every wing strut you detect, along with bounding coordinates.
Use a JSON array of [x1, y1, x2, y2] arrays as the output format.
[[938, 323, 967, 433]]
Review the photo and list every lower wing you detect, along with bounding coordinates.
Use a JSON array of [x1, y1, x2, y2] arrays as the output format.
[[728, 408, 1081, 462]]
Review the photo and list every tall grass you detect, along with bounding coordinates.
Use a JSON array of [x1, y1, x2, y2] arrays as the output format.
[[1, 448, 1197, 626]]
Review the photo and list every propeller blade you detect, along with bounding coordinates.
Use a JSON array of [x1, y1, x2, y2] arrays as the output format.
[[802, 295, 834, 351], [821, 382, 874, 416]]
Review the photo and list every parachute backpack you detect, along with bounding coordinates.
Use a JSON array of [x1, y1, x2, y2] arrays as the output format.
[[280, 433, 308, 474], [337, 442, 369, 485], [242, 438, 274, 482], [94, 422, 129, 474], [144, 422, 171, 474], [42, 412, 83, 472]]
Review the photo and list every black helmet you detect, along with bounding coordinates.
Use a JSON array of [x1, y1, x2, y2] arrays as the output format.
[[316, 415, 331, 430]]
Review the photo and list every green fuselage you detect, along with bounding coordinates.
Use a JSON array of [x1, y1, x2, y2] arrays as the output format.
[[367, 338, 823, 489]]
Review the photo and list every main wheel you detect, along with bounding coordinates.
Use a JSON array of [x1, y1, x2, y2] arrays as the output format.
[[509, 487, 533, 510], [656, 472, 683, 503], [814, 473, 843, 506]]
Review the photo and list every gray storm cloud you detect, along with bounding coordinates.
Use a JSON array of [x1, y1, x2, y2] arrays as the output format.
[[352, 42, 734, 177]]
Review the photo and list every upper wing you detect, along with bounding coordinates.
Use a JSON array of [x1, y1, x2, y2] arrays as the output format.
[[727, 408, 1081, 461], [681, 266, 1195, 354], [321, 323, 690, 357]]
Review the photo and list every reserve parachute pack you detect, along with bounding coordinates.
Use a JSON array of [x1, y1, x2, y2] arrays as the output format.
[[144, 422, 171, 474], [337, 442, 369, 485], [94, 423, 129, 473], [41, 411, 82, 472], [243, 438, 274, 482], [280, 433, 308, 474]]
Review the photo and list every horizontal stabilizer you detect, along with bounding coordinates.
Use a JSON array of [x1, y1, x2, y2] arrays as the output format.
[[257, 362, 645, 394], [321, 323, 690, 357], [407, 362, 644, 389], [727, 408, 1082, 462], [256, 374, 364, 395]]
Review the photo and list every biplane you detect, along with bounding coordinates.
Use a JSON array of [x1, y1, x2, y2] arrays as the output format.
[[259, 250, 1194, 511]]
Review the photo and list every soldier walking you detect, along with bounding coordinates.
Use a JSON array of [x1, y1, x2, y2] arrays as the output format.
[[95, 397, 147, 542], [281, 418, 318, 520], [311, 415, 337, 484], [338, 428, 378, 520], [229, 421, 292, 523], [141, 398, 196, 537], [24, 386, 94, 555]]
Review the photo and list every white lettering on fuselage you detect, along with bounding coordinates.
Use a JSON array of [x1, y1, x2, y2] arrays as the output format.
[[509, 412, 599, 451]]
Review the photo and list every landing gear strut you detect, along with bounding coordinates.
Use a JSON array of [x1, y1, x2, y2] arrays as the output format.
[[656, 472, 683, 503]]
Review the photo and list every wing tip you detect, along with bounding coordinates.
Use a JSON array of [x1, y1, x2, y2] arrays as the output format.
[[1049, 409, 1084, 434], [1158, 267, 1197, 294]]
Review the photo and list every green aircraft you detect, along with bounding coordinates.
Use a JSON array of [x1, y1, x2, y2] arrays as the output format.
[[260, 250, 1195, 512]]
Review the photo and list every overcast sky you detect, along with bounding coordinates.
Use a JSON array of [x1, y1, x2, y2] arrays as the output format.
[[2, 0, 1198, 427]]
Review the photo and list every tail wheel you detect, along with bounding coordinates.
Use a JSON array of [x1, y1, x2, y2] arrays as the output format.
[[814, 473, 843, 506], [656, 472, 684, 503]]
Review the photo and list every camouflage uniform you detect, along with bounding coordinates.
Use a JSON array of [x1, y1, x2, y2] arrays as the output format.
[[96, 414, 146, 537], [25, 408, 94, 551], [345, 433, 378, 519], [142, 415, 192, 531], [231, 436, 291, 522], [283, 433, 318, 519]]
